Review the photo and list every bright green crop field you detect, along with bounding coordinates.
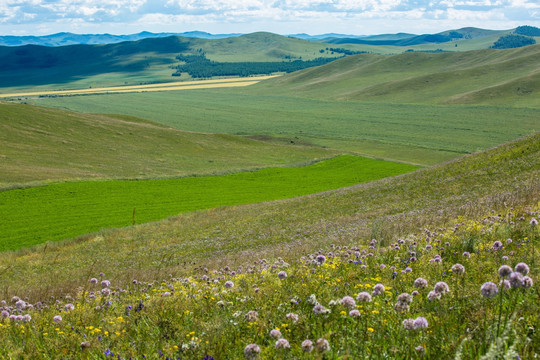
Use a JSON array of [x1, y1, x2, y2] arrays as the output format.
[[0, 154, 419, 251], [28, 90, 540, 165]]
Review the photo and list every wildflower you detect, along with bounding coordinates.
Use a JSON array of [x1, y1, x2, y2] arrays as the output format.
[[405, 267, 412, 273], [316, 255, 326, 264], [286, 313, 299, 323], [306, 294, 318, 306], [492, 241, 503, 250], [451, 264, 465, 275], [53, 315, 62, 323], [427, 291, 441, 301], [356, 292, 372, 302], [531, 218, 538, 226], [313, 304, 330, 315], [80, 341, 91, 349], [161, 292, 171, 297], [414, 278, 428, 289], [522, 276, 533, 289], [1, 310, 9, 318], [349, 309, 361, 317], [340, 296, 356, 309], [269, 329, 282, 339], [11, 296, 20, 303], [243, 344, 260, 360], [412, 290, 419, 296], [402, 318, 415, 330], [499, 279, 511, 290], [275, 338, 290, 349], [397, 292, 413, 304], [434, 282, 450, 294], [90, 278, 98, 284], [15, 300, 26, 310], [245, 311, 258, 322], [480, 282, 498, 298], [416, 345, 425, 354], [315, 338, 330, 353], [506, 238, 513, 244], [22, 314, 31, 322], [498, 265, 512, 277], [302, 339, 314, 352], [413, 317, 429, 329], [509, 272, 524, 288], [394, 302, 410, 312], [515, 263, 529, 275], [278, 271, 287, 280], [372, 283, 385, 296], [101, 288, 111, 296], [224, 281, 234, 289], [462, 252, 471, 258], [101, 280, 110, 288], [64, 303, 75, 311]]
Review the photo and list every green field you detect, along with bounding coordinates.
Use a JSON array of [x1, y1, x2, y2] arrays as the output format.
[[0, 102, 337, 188], [28, 90, 540, 165], [0, 154, 419, 251]]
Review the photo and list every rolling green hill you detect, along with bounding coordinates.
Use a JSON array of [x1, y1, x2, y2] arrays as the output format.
[[0, 102, 336, 188], [251, 44, 540, 106]]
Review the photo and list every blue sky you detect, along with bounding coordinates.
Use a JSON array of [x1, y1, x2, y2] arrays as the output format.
[[0, 0, 538, 36]]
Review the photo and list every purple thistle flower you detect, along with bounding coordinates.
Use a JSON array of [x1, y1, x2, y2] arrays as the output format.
[[349, 309, 361, 317], [522, 276, 533, 289], [492, 241, 503, 250], [509, 272, 524, 288], [451, 263, 465, 275], [90, 278, 98, 284], [372, 283, 385, 296], [275, 338, 290, 349], [414, 277, 428, 289], [530, 218, 538, 226], [413, 316, 429, 329], [64, 303, 75, 311], [302, 340, 314, 352], [316, 255, 326, 264], [462, 252, 471, 258], [340, 296, 356, 309], [101, 280, 110, 288], [480, 282, 498, 298], [285, 313, 298, 323], [427, 290, 441, 301], [277, 271, 287, 280], [356, 292, 372, 302], [243, 344, 260, 360], [514, 262, 529, 275], [224, 281, 234, 288], [315, 338, 330, 353], [269, 329, 282, 339], [402, 318, 415, 330], [434, 281, 450, 294], [498, 265, 512, 277]]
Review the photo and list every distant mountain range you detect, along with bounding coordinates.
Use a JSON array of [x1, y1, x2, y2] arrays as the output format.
[[0, 28, 514, 47], [0, 31, 243, 47]]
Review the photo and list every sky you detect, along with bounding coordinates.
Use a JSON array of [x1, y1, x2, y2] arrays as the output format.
[[0, 0, 538, 36]]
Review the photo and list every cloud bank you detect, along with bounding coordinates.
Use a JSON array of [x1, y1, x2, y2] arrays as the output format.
[[0, 0, 538, 35]]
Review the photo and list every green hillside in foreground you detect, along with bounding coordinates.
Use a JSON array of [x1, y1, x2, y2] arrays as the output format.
[[251, 44, 540, 106], [0, 102, 336, 188]]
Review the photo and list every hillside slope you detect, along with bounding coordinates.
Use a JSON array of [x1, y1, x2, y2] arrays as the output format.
[[0, 102, 335, 187], [253, 44, 540, 106], [3, 128, 538, 299]]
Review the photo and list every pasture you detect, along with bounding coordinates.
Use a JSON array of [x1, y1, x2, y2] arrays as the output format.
[[0, 155, 419, 251], [27, 90, 540, 165]]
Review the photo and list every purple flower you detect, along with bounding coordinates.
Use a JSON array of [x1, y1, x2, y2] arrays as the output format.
[[278, 271, 287, 280], [514, 262, 529, 275], [244, 344, 261, 360], [372, 283, 385, 296], [402, 318, 415, 330], [413, 316, 429, 329], [530, 218, 538, 226], [313, 304, 330, 315], [462, 252, 471, 258], [285, 313, 298, 323], [275, 338, 290, 349], [315, 338, 330, 353], [492, 241, 503, 250], [224, 281, 234, 289], [64, 303, 75, 311], [269, 329, 282, 339], [316, 255, 326, 264], [349, 309, 361, 317], [480, 282, 498, 298], [427, 290, 441, 301], [509, 272, 524, 288], [451, 263, 465, 275], [434, 281, 450, 294], [522, 276, 533, 289], [498, 265, 512, 277], [356, 292, 372, 302], [302, 340, 314, 352], [414, 277, 428, 289], [53, 315, 62, 323], [101, 280, 110, 288], [90, 278, 98, 284], [340, 296, 356, 309]]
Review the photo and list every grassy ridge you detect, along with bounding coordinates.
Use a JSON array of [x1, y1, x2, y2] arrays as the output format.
[[0, 155, 419, 251], [0, 102, 336, 187], [27, 90, 540, 165], [251, 44, 540, 106]]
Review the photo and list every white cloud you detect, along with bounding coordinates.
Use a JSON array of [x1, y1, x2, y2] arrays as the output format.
[[0, 0, 538, 35]]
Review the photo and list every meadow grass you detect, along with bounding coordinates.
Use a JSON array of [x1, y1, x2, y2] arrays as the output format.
[[0, 155, 419, 251], [0, 102, 336, 187], [0, 202, 537, 359], [26, 90, 540, 166]]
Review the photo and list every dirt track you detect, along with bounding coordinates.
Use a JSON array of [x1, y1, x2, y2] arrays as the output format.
[[0, 75, 278, 98]]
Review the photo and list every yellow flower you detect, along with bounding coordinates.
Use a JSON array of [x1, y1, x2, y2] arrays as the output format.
[[368, 328, 374, 332], [372, 310, 379, 314]]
